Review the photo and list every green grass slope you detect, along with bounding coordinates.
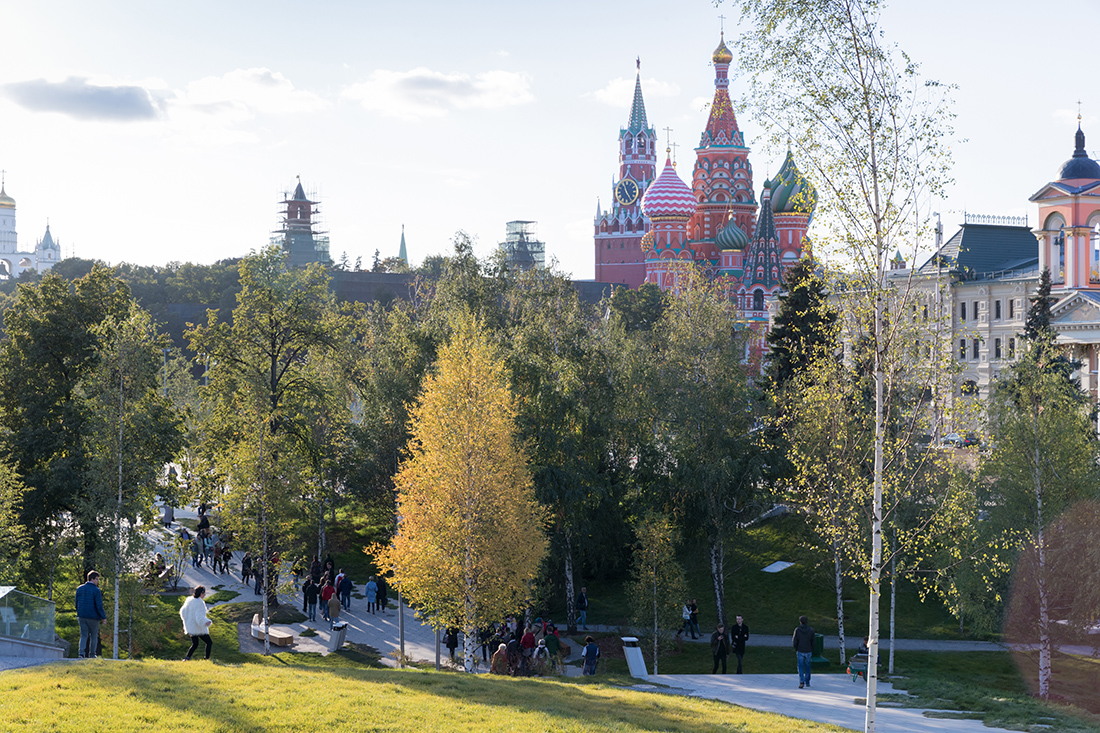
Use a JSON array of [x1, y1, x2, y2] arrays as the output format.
[[1, 662, 849, 733]]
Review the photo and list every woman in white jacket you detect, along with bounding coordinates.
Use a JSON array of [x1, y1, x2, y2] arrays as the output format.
[[180, 585, 213, 660]]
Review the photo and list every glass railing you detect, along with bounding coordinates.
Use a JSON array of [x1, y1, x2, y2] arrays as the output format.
[[0, 587, 55, 644]]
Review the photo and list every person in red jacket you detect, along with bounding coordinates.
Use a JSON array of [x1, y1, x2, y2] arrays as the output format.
[[320, 580, 336, 622], [520, 626, 536, 675]]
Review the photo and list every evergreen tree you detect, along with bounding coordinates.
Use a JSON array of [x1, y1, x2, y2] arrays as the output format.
[[765, 258, 838, 389], [1023, 268, 1054, 344]]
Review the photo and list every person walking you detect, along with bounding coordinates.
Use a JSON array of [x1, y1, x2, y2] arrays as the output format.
[[338, 572, 353, 611], [376, 575, 388, 614], [445, 627, 459, 661], [575, 586, 589, 630], [730, 614, 749, 674], [241, 552, 253, 585], [581, 636, 600, 676], [679, 602, 693, 639], [710, 623, 730, 674], [365, 576, 378, 614], [303, 578, 320, 622], [320, 580, 336, 622], [328, 592, 342, 630], [491, 643, 509, 674], [180, 586, 213, 661], [75, 570, 107, 659], [689, 598, 700, 639], [309, 555, 323, 584], [792, 615, 815, 688]]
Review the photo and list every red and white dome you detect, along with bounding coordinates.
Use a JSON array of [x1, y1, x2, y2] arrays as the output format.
[[641, 157, 697, 219]]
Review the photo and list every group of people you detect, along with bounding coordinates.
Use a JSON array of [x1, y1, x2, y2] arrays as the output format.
[[708, 614, 750, 674], [298, 555, 389, 628], [486, 617, 571, 676]]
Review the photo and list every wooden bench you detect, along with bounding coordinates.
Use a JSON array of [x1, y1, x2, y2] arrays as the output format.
[[250, 614, 294, 647]]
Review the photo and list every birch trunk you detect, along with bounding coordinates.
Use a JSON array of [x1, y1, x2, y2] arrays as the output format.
[[866, 252, 885, 733], [563, 533, 577, 632], [710, 536, 726, 629], [1033, 403, 1050, 698], [889, 555, 896, 674], [834, 540, 846, 665]]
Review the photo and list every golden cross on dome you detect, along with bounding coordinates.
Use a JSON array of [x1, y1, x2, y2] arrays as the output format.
[[719, 14, 726, 34], [1078, 100, 1083, 124], [663, 126, 673, 150], [671, 141, 679, 165]]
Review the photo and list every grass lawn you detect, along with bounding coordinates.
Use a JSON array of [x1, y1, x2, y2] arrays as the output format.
[[545, 515, 978, 641], [0, 661, 852, 733]]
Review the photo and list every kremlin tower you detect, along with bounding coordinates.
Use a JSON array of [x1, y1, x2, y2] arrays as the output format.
[[593, 60, 657, 288]]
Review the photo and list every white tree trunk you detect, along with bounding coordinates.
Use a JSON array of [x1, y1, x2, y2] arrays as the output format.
[[834, 540, 846, 665], [710, 537, 726, 629], [867, 264, 886, 733], [563, 533, 577, 632], [1037, 521, 1051, 697]]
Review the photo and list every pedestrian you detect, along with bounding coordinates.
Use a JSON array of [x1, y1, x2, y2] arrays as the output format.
[[730, 614, 749, 674], [192, 534, 203, 568], [212, 539, 223, 574], [202, 530, 214, 564], [328, 593, 342, 629], [479, 626, 493, 663], [376, 575, 388, 613], [491, 643, 509, 674], [679, 601, 692, 638], [792, 615, 815, 688], [520, 626, 536, 674], [575, 586, 589, 630], [180, 585, 213, 660], [689, 598, 700, 639], [75, 570, 107, 659], [532, 638, 550, 675], [241, 552, 253, 585], [309, 555, 322, 584], [303, 578, 320, 621], [445, 627, 459, 660], [253, 560, 264, 596], [710, 623, 729, 674], [544, 627, 561, 672], [365, 576, 378, 614], [581, 635, 600, 676], [320, 580, 336, 621], [338, 572, 353, 610]]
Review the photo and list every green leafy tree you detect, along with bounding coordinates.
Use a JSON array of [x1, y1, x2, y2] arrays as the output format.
[[733, 1, 956, 727], [188, 246, 349, 629], [375, 317, 548, 673], [625, 511, 686, 675], [0, 463, 29, 585]]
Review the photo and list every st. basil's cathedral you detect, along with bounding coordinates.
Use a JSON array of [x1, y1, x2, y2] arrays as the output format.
[[593, 34, 816, 326]]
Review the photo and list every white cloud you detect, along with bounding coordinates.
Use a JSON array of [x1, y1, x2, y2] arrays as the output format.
[[173, 68, 327, 121], [586, 77, 680, 107], [342, 67, 533, 121]]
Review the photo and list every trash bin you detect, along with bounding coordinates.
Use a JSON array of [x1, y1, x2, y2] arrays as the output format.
[[329, 621, 348, 652], [621, 636, 648, 679]]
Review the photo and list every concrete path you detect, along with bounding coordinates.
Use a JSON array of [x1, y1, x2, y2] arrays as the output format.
[[643, 673, 996, 733]]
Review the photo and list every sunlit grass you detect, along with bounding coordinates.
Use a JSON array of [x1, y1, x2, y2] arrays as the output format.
[[0, 661, 851, 733]]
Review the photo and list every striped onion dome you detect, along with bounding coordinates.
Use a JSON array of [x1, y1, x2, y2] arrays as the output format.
[[641, 157, 697, 219], [716, 220, 750, 250], [640, 230, 657, 252]]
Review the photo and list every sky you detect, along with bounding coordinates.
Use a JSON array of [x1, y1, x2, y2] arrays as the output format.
[[0, 0, 1095, 280]]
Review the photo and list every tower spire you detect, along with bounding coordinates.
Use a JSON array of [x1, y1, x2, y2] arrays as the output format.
[[627, 60, 648, 133], [398, 224, 408, 264]]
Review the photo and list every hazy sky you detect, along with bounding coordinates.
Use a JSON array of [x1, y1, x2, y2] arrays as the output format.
[[0, 0, 1094, 279]]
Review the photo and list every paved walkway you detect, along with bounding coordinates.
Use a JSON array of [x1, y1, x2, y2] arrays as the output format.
[[642, 673, 996, 733]]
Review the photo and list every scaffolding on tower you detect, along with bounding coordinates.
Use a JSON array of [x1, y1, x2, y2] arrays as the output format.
[[499, 220, 545, 271], [271, 181, 331, 268]]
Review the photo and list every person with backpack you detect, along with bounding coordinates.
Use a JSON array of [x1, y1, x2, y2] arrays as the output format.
[[320, 580, 336, 621], [303, 578, 320, 622], [581, 635, 600, 676]]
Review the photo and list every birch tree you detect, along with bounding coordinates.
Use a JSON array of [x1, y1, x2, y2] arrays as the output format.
[[374, 316, 548, 673], [733, 2, 955, 728]]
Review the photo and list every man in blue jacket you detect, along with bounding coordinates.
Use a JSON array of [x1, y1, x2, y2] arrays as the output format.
[[76, 570, 107, 659]]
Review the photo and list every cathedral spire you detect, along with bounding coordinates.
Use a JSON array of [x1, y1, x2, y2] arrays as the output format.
[[627, 62, 648, 133], [398, 224, 408, 264]]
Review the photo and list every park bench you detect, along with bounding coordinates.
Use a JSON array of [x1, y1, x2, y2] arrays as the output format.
[[250, 614, 295, 647]]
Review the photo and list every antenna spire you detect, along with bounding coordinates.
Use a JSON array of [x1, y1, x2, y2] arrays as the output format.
[[636, 56, 640, 71]]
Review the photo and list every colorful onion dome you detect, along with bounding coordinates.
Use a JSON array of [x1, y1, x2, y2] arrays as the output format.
[[1057, 125, 1100, 180], [712, 32, 733, 64], [771, 150, 817, 217], [641, 156, 698, 219], [640, 231, 657, 252], [0, 184, 14, 209], [716, 220, 750, 250]]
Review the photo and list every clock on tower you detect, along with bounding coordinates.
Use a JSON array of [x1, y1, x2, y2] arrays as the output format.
[[615, 178, 639, 206]]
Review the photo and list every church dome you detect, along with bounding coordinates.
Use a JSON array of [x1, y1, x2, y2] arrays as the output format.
[[0, 184, 14, 209], [712, 33, 733, 64], [1057, 125, 1100, 180], [716, 220, 749, 250], [640, 231, 657, 252], [641, 157, 697, 219], [771, 150, 817, 218]]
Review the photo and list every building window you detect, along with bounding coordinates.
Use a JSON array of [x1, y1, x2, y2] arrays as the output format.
[[753, 289, 764, 311], [922, 304, 928, 320], [959, 339, 966, 359], [1008, 299, 1015, 319], [972, 339, 979, 360], [994, 300, 1002, 320], [994, 338, 1002, 359], [1009, 337, 1016, 359], [974, 301, 980, 321], [960, 302, 967, 321]]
